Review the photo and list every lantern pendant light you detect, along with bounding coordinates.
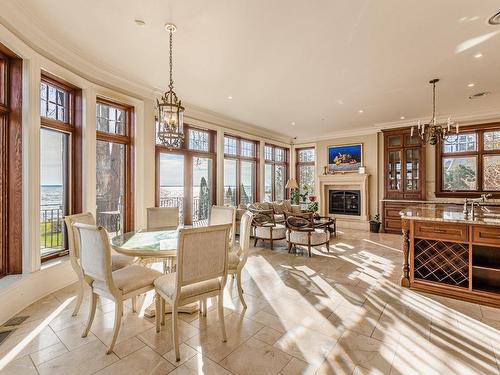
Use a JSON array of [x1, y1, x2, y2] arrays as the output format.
[[156, 23, 185, 149]]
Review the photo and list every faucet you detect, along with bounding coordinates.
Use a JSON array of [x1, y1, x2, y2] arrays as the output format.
[[463, 193, 492, 219]]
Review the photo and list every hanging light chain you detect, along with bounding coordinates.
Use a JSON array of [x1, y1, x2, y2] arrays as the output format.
[[168, 28, 174, 91]]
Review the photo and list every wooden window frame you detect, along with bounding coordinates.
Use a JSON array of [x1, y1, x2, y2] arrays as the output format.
[[96, 97, 135, 233], [436, 122, 500, 198], [223, 135, 259, 205], [0, 44, 23, 276], [40, 73, 83, 262], [264, 143, 289, 201], [296, 147, 315, 194], [155, 125, 217, 224]]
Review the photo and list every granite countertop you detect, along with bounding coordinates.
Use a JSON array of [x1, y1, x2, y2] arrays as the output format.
[[400, 203, 500, 226]]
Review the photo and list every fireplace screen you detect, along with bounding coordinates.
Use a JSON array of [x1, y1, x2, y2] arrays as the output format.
[[329, 190, 361, 216]]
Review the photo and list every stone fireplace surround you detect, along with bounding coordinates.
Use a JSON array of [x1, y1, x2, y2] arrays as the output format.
[[319, 173, 370, 230]]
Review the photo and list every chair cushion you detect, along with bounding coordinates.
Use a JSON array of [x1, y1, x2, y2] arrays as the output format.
[[111, 254, 135, 271], [93, 265, 162, 294], [272, 200, 291, 214], [273, 214, 285, 223], [255, 224, 286, 239], [286, 229, 330, 245], [154, 273, 221, 301]]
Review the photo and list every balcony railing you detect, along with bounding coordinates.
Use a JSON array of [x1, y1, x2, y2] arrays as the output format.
[[40, 205, 63, 251], [159, 196, 209, 223]]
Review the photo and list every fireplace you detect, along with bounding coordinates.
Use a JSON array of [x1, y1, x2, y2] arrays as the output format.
[[329, 190, 361, 216]]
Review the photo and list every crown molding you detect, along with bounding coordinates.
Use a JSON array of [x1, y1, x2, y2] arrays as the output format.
[[374, 109, 500, 130], [183, 104, 291, 144], [294, 126, 379, 144]]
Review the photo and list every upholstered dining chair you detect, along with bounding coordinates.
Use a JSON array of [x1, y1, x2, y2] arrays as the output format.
[[209, 205, 236, 246], [154, 224, 231, 362], [228, 211, 253, 308], [147, 207, 179, 230], [65, 212, 135, 317], [284, 213, 330, 257], [74, 223, 163, 354], [251, 209, 287, 250]]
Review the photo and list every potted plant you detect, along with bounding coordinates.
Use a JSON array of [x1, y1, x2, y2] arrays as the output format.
[[369, 214, 381, 233], [299, 184, 309, 203]]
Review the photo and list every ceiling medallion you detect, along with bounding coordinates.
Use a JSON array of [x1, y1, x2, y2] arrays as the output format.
[[411, 79, 459, 146], [156, 23, 185, 149]]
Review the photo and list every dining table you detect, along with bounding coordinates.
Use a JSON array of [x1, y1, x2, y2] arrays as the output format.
[[111, 227, 198, 317]]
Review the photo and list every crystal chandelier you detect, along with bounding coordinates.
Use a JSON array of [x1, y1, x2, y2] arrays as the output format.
[[411, 79, 459, 146], [156, 24, 184, 149]]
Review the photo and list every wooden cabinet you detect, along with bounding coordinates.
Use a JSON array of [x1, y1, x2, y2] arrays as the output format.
[[382, 127, 426, 233]]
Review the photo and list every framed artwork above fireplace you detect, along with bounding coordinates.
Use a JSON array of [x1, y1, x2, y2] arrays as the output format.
[[327, 143, 363, 172]]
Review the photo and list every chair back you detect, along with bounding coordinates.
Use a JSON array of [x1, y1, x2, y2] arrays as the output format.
[[209, 206, 236, 244], [285, 212, 314, 231], [147, 207, 179, 230], [176, 224, 231, 292], [73, 223, 114, 288], [64, 212, 96, 259], [238, 211, 254, 267]]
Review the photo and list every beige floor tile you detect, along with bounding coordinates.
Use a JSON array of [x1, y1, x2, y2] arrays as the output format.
[[324, 330, 396, 375], [279, 357, 316, 375], [163, 343, 198, 366], [0, 326, 61, 360], [29, 342, 68, 366], [0, 355, 38, 375], [95, 346, 175, 375], [169, 353, 233, 375], [274, 326, 337, 366], [253, 326, 283, 346], [90, 310, 154, 347], [220, 337, 291, 375], [111, 336, 146, 358], [37, 340, 119, 375], [55, 323, 97, 351]]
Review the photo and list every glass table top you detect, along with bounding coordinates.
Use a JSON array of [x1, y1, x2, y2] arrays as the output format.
[[111, 228, 179, 257]]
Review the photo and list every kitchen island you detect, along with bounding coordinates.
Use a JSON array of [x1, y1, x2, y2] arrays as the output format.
[[400, 203, 500, 307]]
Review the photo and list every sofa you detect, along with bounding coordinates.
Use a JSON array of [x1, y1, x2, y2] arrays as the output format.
[[235, 200, 301, 233]]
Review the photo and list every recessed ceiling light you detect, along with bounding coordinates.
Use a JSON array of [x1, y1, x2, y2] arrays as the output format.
[[134, 19, 146, 26], [474, 53, 483, 58], [227, 96, 233, 100], [291, 121, 296, 126], [468, 83, 475, 87], [469, 91, 491, 99], [488, 10, 500, 25], [400, 116, 405, 120], [358, 110, 364, 113]]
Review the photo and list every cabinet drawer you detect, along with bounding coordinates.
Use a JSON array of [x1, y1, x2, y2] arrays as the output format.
[[414, 221, 468, 242], [473, 226, 500, 246]]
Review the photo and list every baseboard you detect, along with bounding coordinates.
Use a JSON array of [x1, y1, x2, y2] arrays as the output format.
[[0, 260, 77, 325]]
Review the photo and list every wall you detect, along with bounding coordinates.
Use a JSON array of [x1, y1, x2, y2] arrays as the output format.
[[295, 132, 380, 219]]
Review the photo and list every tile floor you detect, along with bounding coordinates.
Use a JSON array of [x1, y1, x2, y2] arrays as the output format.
[[0, 229, 499, 375]]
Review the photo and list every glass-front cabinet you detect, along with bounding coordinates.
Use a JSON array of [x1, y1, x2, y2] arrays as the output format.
[[383, 128, 426, 200]]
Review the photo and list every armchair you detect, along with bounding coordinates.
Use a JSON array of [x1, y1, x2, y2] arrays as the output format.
[[284, 213, 330, 257]]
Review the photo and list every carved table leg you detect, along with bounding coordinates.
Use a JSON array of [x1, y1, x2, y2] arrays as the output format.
[[401, 218, 410, 287]]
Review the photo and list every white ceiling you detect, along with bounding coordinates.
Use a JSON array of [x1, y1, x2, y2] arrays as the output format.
[[4, 0, 500, 140]]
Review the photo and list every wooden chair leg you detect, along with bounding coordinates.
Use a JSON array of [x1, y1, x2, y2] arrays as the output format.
[[308, 244, 312, 258], [218, 292, 227, 342], [72, 282, 85, 317], [287, 242, 292, 253], [202, 299, 208, 317], [132, 296, 137, 313], [82, 292, 97, 338], [237, 271, 247, 309], [107, 300, 123, 354], [161, 299, 165, 326], [155, 293, 161, 333], [326, 241, 330, 252], [172, 304, 180, 361], [254, 237, 258, 247]]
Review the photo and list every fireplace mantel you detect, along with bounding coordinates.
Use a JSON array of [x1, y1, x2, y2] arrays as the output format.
[[319, 173, 370, 230]]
